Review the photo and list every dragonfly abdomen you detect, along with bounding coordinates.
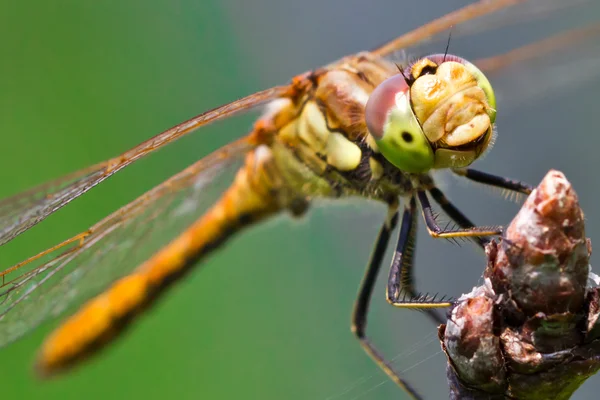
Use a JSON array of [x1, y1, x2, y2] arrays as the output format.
[[35, 140, 298, 374]]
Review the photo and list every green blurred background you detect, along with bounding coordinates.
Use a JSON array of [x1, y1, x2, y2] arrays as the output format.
[[0, 1, 599, 399]]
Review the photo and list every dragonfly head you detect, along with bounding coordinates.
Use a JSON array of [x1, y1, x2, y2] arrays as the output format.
[[365, 54, 496, 173]]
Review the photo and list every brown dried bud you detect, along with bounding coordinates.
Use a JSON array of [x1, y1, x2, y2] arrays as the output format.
[[441, 170, 600, 399]]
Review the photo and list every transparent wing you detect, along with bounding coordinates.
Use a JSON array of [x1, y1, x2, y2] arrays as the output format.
[[477, 23, 600, 111], [0, 86, 286, 247], [0, 138, 253, 347], [371, 0, 523, 57], [371, 0, 596, 58]]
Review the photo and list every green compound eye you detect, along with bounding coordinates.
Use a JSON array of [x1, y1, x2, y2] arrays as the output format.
[[365, 74, 434, 173], [462, 59, 496, 124]]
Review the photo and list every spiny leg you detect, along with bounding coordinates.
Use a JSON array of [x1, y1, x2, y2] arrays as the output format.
[[385, 189, 493, 326], [417, 191, 502, 239], [386, 197, 450, 326], [428, 188, 487, 249], [452, 168, 533, 195], [426, 168, 534, 242], [351, 201, 423, 400], [385, 189, 495, 326]]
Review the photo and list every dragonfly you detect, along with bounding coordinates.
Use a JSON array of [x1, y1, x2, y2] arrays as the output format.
[[0, 0, 599, 399]]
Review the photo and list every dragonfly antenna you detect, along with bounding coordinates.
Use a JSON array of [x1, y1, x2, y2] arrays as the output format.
[[443, 29, 453, 62], [395, 63, 411, 85]]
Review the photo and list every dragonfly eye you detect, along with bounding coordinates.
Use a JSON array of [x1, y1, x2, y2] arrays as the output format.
[[365, 74, 434, 173]]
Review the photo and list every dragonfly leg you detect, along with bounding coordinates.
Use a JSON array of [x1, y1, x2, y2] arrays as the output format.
[[385, 197, 449, 326], [351, 200, 423, 400], [428, 187, 488, 249], [452, 168, 533, 194], [417, 191, 502, 239]]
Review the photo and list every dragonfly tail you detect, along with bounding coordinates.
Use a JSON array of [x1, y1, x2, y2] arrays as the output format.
[[35, 143, 284, 376]]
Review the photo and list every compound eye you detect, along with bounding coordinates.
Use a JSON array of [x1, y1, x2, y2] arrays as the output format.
[[365, 74, 434, 173], [365, 74, 409, 140]]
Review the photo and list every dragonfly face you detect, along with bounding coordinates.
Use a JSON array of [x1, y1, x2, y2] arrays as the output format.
[[365, 54, 496, 173], [0, 1, 599, 399]]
